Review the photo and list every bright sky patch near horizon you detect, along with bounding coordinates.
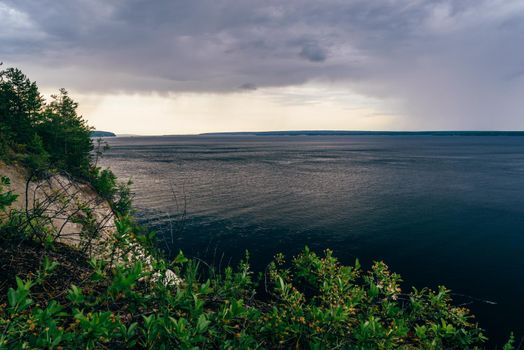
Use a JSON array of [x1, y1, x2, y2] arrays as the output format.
[[2, 1, 524, 134]]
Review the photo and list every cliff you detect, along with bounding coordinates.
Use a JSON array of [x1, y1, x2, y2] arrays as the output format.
[[0, 161, 182, 292], [0, 161, 115, 253]]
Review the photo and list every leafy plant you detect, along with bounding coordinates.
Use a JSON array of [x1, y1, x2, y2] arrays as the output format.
[[0, 176, 17, 211], [0, 244, 499, 349]]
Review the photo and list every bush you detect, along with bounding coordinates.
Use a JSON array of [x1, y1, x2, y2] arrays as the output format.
[[89, 167, 133, 216], [0, 176, 21, 242], [0, 176, 17, 211], [0, 238, 496, 349], [112, 180, 134, 216], [89, 168, 117, 200]]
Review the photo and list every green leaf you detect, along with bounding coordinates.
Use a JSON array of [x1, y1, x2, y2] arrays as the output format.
[[127, 322, 138, 338], [7, 288, 16, 308], [196, 314, 210, 333], [174, 251, 188, 264]]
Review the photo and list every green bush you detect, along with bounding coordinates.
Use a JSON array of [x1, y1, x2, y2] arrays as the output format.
[[89, 167, 133, 216], [0, 176, 21, 242], [0, 176, 17, 211], [0, 235, 499, 349], [89, 168, 117, 200], [112, 180, 134, 216]]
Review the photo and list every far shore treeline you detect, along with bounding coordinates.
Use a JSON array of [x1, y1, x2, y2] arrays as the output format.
[[201, 130, 524, 136], [0, 66, 517, 349], [91, 130, 116, 138]]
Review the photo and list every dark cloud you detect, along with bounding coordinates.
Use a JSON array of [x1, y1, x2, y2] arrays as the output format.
[[299, 43, 327, 62], [2, 0, 524, 128], [239, 83, 257, 91]]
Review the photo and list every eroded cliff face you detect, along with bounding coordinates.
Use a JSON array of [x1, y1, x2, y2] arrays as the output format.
[[0, 162, 115, 252], [0, 162, 181, 287]]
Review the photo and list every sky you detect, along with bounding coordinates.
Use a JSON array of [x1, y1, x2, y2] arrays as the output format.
[[2, 0, 524, 134]]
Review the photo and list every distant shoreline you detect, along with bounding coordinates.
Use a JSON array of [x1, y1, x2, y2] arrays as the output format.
[[109, 130, 524, 137], [199, 130, 524, 137]]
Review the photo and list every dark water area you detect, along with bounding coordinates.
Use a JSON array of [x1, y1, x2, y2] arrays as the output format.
[[100, 135, 524, 346]]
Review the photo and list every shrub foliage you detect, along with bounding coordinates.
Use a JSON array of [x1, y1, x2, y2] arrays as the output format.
[[0, 241, 490, 349]]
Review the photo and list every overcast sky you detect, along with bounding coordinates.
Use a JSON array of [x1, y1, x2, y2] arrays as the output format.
[[2, 0, 524, 134]]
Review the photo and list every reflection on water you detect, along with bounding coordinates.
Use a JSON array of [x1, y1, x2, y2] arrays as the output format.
[[100, 135, 524, 345]]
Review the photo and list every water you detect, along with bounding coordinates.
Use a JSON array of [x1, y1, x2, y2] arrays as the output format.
[[99, 135, 524, 345]]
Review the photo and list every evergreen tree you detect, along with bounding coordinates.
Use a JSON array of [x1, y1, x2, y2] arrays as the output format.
[[37, 88, 93, 176], [0, 68, 43, 146], [0, 67, 93, 177]]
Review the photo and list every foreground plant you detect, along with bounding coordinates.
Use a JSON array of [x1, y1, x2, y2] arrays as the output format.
[[0, 239, 501, 349]]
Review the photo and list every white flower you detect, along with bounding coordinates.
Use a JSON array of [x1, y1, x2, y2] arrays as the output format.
[[152, 269, 183, 287]]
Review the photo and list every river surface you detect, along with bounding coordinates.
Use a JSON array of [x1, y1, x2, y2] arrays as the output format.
[[100, 135, 524, 345]]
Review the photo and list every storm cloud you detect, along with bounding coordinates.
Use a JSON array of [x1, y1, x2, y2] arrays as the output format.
[[2, 0, 524, 129]]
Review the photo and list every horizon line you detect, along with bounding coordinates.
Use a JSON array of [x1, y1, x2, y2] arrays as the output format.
[[102, 130, 524, 137]]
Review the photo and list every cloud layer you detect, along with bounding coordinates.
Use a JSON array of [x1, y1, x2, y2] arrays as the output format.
[[2, 0, 524, 129]]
